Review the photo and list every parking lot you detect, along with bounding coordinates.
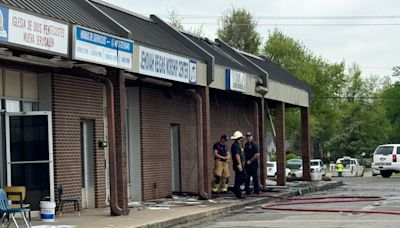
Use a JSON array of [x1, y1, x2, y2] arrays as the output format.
[[191, 175, 400, 228]]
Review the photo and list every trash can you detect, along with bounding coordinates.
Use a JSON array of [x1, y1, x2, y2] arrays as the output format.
[[40, 201, 56, 222], [310, 169, 322, 181]]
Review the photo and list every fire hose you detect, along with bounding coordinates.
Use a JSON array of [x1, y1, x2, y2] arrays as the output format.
[[260, 195, 400, 215]]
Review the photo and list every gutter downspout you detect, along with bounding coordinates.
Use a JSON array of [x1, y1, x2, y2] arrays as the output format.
[[188, 90, 208, 199], [103, 78, 125, 216]]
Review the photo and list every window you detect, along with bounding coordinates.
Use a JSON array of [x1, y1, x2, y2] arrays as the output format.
[[5, 100, 20, 112], [375, 146, 393, 155], [22, 101, 39, 112]]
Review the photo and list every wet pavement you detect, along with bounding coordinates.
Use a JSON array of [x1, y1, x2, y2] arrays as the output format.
[[188, 175, 400, 228]]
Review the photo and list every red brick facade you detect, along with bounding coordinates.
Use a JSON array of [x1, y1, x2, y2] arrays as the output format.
[[140, 87, 199, 201], [52, 74, 106, 208]]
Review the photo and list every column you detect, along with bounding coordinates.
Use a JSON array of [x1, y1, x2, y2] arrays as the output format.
[[276, 102, 286, 186], [112, 70, 129, 214], [301, 107, 311, 181], [198, 87, 211, 198]]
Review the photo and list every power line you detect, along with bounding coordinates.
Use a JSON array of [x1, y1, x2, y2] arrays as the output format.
[[179, 22, 400, 26], [161, 15, 400, 20], [312, 96, 400, 100]]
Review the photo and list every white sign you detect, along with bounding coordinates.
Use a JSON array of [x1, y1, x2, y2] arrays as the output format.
[[226, 69, 246, 92], [73, 26, 134, 70], [0, 7, 69, 55], [139, 46, 197, 84]]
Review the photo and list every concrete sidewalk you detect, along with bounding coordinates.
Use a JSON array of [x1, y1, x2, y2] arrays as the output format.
[[30, 180, 343, 228]]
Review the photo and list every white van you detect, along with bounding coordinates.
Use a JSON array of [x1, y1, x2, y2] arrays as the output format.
[[372, 144, 400, 178]]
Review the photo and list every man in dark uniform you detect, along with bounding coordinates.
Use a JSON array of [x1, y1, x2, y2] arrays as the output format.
[[244, 132, 260, 195], [230, 131, 246, 199], [212, 135, 230, 193]]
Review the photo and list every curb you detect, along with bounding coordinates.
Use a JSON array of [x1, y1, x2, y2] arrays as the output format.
[[138, 181, 343, 228]]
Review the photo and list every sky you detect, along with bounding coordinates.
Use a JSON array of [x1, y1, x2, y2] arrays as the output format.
[[105, 0, 400, 78]]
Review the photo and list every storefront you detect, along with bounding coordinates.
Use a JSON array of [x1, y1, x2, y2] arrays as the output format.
[[0, 4, 69, 210], [91, 0, 210, 201], [0, 0, 134, 214]]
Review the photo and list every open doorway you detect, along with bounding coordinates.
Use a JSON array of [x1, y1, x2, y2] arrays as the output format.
[[81, 120, 95, 209], [171, 124, 181, 192]]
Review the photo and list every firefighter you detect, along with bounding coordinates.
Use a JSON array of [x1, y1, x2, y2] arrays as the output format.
[[336, 161, 343, 177], [211, 135, 230, 193], [230, 131, 247, 198], [244, 132, 260, 195]]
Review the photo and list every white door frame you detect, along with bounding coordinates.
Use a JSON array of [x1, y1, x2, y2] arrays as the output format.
[[5, 111, 55, 202]]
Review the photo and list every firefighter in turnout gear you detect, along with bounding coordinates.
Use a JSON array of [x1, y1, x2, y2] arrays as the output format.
[[212, 135, 230, 193]]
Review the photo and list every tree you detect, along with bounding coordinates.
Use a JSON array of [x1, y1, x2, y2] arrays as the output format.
[[217, 7, 261, 54], [167, 9, 205, 36], [263, 29, 346, 158], [167, 9, 184, 30], [379, 81, 400, 143]]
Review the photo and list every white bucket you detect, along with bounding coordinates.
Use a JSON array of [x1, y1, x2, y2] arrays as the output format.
[[310, 173, 322, 181], [40, 201, 56, 222]]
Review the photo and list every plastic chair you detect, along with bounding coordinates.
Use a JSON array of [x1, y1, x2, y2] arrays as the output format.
[[0, 189, 31, 228], [56, 184, 80, 216], [4, 186, 31, 226]]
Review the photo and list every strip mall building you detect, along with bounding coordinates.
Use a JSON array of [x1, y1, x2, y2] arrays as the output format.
[[0, 0, 311, 215]]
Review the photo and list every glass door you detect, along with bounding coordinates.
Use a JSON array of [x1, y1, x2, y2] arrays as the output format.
[[6, 112, 54, 210]]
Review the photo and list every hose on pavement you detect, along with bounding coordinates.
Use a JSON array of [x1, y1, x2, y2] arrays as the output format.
[[261, 195, 400, 215]]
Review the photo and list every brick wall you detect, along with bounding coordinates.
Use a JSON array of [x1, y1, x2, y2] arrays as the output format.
[[210, 90, 257, 185], [52, 74, 106, 208], [140, 87, 198, 201]]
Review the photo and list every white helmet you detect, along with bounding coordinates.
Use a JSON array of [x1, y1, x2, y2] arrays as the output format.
[[230, 131, 244, 140]]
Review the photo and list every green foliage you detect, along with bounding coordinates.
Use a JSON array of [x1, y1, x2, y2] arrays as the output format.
[[217, 7, 261, 54], [380, 81, 400, 143], [263, 29, 392, 160], [286, 153, 298, 161]]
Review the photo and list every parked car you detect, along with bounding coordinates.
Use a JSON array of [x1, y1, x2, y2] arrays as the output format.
[[292, 159, 326, 177], [266, 161, 291, 177], [372, 144, 400, 178], [331, 156, 364, 177], [286, 158, 302, 170]]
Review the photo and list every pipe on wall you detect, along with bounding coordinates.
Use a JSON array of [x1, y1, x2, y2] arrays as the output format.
[[188, 90, 208, 199], [102, 77, 126, 216]]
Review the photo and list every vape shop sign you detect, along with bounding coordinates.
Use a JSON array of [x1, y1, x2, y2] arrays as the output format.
[[0, 6, 69, 55]]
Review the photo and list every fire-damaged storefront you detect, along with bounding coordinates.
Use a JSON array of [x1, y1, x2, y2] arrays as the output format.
[[181, 34, 269, 190]]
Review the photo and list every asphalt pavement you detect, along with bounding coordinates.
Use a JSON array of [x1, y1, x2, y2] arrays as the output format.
[[188, 175, 400, 228]]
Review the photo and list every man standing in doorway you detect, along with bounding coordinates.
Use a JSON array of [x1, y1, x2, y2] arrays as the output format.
[[212, 135, 230, 194], [231, 131, 246, 199], [244, 132, 260, 195]]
